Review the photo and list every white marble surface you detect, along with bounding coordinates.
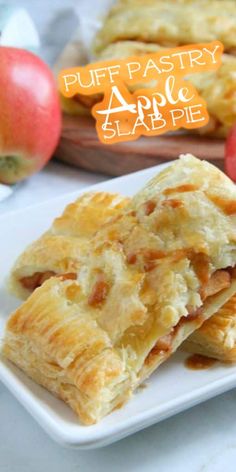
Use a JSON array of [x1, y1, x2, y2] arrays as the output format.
[[1, 1, 236, 471]]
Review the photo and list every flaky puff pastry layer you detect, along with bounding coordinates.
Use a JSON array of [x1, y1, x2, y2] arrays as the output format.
[[9, 192, 129, 299], [93, 0, 236, 54], [183, 294, 236, 362], [3, 155, 236, 424], [3, 277, 236, 425]]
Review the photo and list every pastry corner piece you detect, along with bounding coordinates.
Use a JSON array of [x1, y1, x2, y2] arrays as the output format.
[[8, 191, 129, 300], [2, 277, 132, 425], [3, 154, 236, 424]]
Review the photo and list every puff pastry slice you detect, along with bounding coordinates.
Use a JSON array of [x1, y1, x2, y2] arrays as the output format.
[[93, 0, 236, 54], [9, 192, 129, 299], [3, 155, 236, 424], [3, 276, 236, 425]]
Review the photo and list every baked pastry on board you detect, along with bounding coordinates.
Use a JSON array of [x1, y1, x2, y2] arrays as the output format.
[[3, 155, 236, 424], [62, 40, 236, 138], [96, 42, 236, 138], [9, 192, 129, 299], [61, 0, 236, 137], [93, 0, 236, 54]]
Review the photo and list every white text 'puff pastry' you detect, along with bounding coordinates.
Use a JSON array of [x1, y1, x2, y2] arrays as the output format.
[[95, 42, 236, 139], [8, 192, 129, 299], [63, 40, 236, 138], [62, 0, 236, 138], [3, 155, 236, 424]]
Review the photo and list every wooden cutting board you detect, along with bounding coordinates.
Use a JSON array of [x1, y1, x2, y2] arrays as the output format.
[[56, 114, 225, 176]]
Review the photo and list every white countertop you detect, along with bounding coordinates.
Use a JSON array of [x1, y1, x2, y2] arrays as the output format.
[[1, 1, 236, 471]]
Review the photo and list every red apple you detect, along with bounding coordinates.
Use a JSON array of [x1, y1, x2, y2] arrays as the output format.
[[0, 47, 61, 184], [225, 124, 236, 182]]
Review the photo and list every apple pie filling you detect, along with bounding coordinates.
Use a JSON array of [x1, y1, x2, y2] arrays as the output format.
[[20, 271, 77, 291], [144, 268, 232, 365]]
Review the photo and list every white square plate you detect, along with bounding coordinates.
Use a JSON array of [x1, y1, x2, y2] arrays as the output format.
[[1, 163, 236, 449]]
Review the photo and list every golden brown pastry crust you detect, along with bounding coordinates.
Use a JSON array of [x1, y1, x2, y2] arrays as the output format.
[[189, 54, 236, 138], [3, 276, 236, 424], [4, 155, 236, 424], [93, 0, 236, 54], [9, 192, 129, 299], [3, 277, 132, 425]]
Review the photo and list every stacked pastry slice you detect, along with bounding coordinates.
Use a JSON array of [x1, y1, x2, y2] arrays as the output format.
[[3, 155, 236, 424], [183, 295, 236, 362]]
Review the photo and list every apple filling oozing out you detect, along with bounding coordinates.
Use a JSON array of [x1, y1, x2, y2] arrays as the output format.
[[144, 268, 232, 365], [20, 271, 77, 291]]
